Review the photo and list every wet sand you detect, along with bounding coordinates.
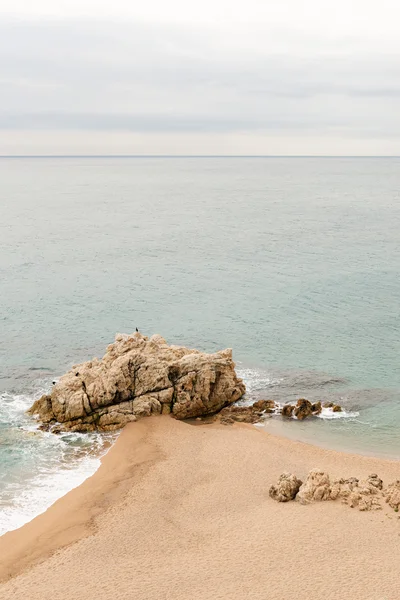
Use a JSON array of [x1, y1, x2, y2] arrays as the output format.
[[1, 416, 399, 600]]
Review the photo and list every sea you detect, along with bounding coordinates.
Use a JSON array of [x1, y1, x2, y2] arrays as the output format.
[[1, 156, 399, 535]]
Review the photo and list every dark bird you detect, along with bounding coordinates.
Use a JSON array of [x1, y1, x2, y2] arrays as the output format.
[[136, 327, 139, 332]]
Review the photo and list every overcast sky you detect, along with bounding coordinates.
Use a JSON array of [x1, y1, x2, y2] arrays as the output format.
[[1, 0, 400, 155]]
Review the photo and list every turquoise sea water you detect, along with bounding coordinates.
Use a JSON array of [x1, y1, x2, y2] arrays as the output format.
[[1, 156, 399, 533]]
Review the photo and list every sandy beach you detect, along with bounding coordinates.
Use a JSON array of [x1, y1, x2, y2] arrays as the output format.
[[1, 416, 399, 600]]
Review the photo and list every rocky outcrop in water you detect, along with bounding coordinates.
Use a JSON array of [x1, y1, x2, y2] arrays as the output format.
[[28, 333, 246, 432], [281, 398, 334, 420], [281, 404, 294, 418], [217, 397, 343, 425], [270, 470, 398, 512]]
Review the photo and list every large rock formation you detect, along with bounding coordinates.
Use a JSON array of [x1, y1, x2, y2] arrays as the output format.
[[28, 333, 246, 432]]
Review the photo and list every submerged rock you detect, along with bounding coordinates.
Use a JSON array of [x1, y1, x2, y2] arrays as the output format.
[[311, 401, 322, 415], [28, 333, 245, 432], [281, 399, 332, 420], [281, 404, 294, 418], [252, 399, 276, 412], [269, 473, 303, 502], [293, 398, 313, 421]]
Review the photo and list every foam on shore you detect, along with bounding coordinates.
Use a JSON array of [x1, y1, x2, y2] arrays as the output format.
[[0, 387, 114, 536]]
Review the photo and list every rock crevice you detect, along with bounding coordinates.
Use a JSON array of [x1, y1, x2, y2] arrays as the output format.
[[28, 333, 245, 432]]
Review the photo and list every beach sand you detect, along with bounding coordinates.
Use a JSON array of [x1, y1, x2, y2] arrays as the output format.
[[1, 416, 399, 600]]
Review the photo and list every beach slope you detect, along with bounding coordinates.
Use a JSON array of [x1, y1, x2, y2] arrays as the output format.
[[1, 417, 399, 600]]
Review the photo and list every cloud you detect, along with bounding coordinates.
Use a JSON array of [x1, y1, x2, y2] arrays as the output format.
[[0, 14, 400, 152]]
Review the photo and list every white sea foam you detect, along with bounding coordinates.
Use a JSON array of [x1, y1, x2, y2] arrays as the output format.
[[236, 367, 283, 401], [317, 406, 360, 420], [256, 401, 359, 421], [237, 366, 359, 420], [0, 386, 114, 537], [0, 454, 102, 536]]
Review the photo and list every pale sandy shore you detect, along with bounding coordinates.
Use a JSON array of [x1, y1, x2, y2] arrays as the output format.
[[1, 417, 399, 600]]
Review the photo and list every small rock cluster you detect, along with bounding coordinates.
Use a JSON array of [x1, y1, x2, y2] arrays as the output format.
[[281, 399, 342, 420], [218, 398, 343, 425], [269, 469, 400, 512], [218, 400, 276, 424]]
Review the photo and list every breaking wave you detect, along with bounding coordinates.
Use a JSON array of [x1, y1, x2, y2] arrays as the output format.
[[0, 382, 115, 536]]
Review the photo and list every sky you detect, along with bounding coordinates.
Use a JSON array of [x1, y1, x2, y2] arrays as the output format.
[[1, 0, 400, 155]]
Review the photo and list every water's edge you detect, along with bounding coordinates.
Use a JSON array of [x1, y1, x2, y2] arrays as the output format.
[[1, 362, 398, 536]]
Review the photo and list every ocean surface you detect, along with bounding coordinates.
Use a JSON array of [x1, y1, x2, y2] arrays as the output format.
[[1, 156, 399, 535]]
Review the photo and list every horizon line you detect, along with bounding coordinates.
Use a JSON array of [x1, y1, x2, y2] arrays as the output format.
[[1, 154, 400, 159]]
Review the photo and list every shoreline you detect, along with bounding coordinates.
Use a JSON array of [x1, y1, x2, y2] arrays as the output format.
[[259, 417, 400, 461], [1, 416, 399, 599], [0, 420, 161, 582]]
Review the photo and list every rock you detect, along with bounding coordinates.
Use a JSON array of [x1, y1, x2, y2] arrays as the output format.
[[28, 333, 245, 432], [281, 404, 294, 418], [38, 423, 51, 432], [270, 469, 387, 512], [293, 398, 313, 421], [330, 477, 359, 500], [219, 406, 260, 424], [311, 402, 322, 415], [345, 477, 360, 487], [218, 401, 275, 425], [347, 487, 382, 511], [296, 469, 331, 504], [281, 400, 324, 419], [331, 475, 384, 511], [323, 402, 334, 408], [385, 481, 400, 510], [269, 473, 303, 502], [367, 474, 383, 491], [29, 395, 54, 424], [253, 400, 276, 412], [332, 405, 342, 413]]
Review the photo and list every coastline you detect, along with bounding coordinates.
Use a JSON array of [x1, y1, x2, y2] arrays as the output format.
[[1, 416, 399, 599], [0, 420, 160, 582], [260, 417, 400, 461]]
